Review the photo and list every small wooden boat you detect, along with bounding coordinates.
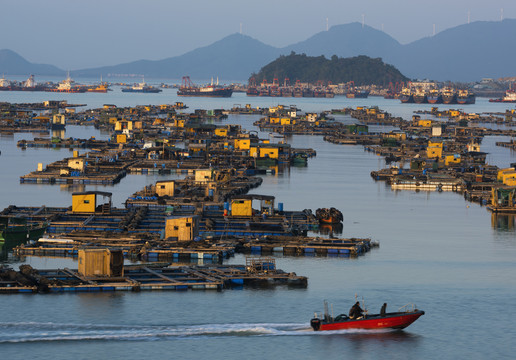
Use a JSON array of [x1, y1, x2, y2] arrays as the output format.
[[315, 208, 343, 224], [0, 216, 48, 243], [310, 301, 424, 331]]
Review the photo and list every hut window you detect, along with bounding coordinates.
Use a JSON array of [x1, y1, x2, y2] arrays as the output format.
[[160, 185, 165, 189], [174, 226, 178, 230], [84, 200, 90, 204], [186, 223, 191, 227]]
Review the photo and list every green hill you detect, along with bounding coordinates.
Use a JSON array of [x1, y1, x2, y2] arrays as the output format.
[[251, 53, 408, 86]]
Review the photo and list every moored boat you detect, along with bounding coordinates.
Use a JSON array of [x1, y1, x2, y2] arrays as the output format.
[[246, 77, 259, 96], [258, 86, 270, 96], [0, 75, 48, 91], [441, 87, 457, 104], [246, 87, 259, 96], [177, 76, 232, 97], [346, 89, 369, 99], [315, 207, 343, 224], [0, 217, 48, 243], [291, 154, 308, 166], [46, 74, 86, 93], [310, 301, 424, 331], [412, 88, 427, 104], [489, 89, 516, 103], [399, 87, 414, 103], [269, 86, 281, 97], [302, 88, 314, 97], [0, 75, 11, 90], [122, 79, 162, 93], [457, 89, 476, 104], [87, 82, 110, 93], [426, 88, 442, 104]]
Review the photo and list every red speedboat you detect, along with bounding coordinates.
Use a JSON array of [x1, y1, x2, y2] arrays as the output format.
[[310, 302, 424, 331]]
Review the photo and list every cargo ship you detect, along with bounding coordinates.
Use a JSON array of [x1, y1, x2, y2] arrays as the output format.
[[280, 87, 293, 97], [177, 76, 232, 97], [489, 89, 516, 103], [441, 87, 457, 104], [258, 86, 270, 97], [399, 84, 474, 105], [121, 79, 162, 93], [399, 87, 414, 103], [87, 76, 110, 93], [346, 89, 369, 99], [456, 89, 476, 104], [346, 80, 369, 99], [269, 86, 281, 97], [246, 77, 259, 96], [426, 89, 443, 104], [302, 88, 314, 97], [0, 75, 48, 91], [246, 86, 259, 96], [413, 87, 428, 103], [87, 84, 109, 93], [46, 74, 86, 93], [0, 75, 10, 90]]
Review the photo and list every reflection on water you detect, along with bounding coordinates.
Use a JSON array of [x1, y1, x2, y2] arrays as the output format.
[[59, 184, 87, 193], [52, 129, 66, 139], [342, 329, 421, 343], [0, 239, 32, 261], [319, 329, 421, 352], [317, 223, 344, 236], [491, 213, 516, 231], [0, 132, 15, 138]]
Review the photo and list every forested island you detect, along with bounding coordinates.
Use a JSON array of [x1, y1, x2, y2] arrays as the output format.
[[250, 53, 409, 85]]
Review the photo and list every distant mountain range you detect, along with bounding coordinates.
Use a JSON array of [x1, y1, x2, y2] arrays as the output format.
[[1, 19, 515, 82], [0, 49, 63, 76]]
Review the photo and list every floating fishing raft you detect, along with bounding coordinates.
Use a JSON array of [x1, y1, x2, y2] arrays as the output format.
[[0, 259, 307, 294]]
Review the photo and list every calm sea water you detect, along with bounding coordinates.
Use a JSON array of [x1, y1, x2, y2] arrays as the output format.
[[1, 88, 516, 360]]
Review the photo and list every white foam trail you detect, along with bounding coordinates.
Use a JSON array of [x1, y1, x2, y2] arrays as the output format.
[[0, 322, 394, 343]]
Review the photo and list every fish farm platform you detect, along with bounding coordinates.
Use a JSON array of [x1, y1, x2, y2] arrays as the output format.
[[0, 260, 307, 294]]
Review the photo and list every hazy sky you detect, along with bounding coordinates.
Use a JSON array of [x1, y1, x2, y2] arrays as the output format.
[[1, 0, 515, 69]]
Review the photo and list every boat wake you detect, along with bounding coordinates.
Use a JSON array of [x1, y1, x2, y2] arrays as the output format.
[[0, 321, 393, 343]]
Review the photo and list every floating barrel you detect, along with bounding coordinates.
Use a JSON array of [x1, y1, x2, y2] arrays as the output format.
[[230, 279, 244, 286]]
